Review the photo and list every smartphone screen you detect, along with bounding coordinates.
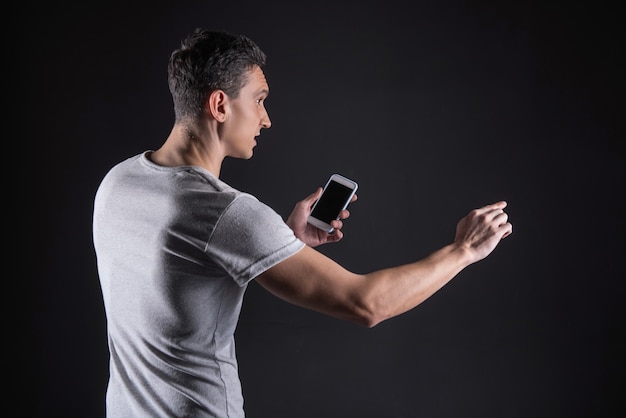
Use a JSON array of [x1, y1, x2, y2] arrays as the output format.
[[310, 180, 355, 224]]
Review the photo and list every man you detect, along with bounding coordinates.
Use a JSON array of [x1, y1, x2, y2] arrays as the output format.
[[93, 28, 512, 417]]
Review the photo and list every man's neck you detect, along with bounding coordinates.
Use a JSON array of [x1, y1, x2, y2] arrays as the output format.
[[149, 124, 224, 177]]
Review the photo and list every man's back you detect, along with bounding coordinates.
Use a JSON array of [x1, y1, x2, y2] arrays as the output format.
[[93, 151, 304, 417]]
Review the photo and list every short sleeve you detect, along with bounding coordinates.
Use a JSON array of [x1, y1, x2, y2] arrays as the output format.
[[206, 194, 305, 286]]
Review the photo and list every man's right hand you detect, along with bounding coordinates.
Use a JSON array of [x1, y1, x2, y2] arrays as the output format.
[[453, 201, 513, 263]]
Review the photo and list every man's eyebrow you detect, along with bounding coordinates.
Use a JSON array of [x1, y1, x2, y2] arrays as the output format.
[[256, 88, 269, 96]]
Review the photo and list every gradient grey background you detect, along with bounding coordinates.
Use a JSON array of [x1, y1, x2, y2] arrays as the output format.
[[27, 0, 624, 417]]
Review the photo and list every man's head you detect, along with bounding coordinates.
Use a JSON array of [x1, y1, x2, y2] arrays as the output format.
[[167, 29, 267, 123]]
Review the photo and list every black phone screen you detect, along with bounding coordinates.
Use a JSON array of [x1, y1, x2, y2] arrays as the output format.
[[311, 180, 354, 223]]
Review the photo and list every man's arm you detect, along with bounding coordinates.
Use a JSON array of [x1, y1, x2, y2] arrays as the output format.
[[256, 201, 512, 328]]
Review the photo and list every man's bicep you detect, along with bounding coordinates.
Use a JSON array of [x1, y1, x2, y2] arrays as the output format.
[[255, 246, 364, 321]]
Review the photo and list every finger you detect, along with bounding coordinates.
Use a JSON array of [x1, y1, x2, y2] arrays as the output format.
[[350, 193, 358, 203], [310, 187, 323, 201], [330, 219, 344, 230], [475, 201, 507, 215], [489, 208, 507, 222], [337, 209, 351, 220], [329, 230, 343, 241], [499, 222, 513, 239], [303, 187, 323, 208]]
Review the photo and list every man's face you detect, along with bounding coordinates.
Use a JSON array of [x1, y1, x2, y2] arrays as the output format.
[[222, 66, 272, 159]]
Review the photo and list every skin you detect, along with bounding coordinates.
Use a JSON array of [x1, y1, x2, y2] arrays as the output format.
[[151, 66, 272, 175], [151, 65, 513, 328]]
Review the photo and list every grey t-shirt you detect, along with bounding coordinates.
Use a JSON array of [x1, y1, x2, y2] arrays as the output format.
[[93, 152, 305, 417]]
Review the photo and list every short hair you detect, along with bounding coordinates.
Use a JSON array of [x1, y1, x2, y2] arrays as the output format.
[[167, 29, 267, 122]]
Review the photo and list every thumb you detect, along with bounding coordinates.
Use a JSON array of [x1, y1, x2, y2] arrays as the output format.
[[308, 187, 323, 203], [302, 187, 322, 211]]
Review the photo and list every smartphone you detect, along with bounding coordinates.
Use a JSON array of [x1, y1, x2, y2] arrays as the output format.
[[307, 173, 358, 233]]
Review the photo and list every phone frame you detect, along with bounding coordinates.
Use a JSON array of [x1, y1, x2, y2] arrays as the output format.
[[307, 173, 358, 233]]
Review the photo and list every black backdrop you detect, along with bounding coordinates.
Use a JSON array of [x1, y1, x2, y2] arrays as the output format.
[[27, 1, 624, 417]]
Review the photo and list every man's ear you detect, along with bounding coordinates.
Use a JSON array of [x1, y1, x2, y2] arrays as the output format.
[[207, 90, 228, 122]]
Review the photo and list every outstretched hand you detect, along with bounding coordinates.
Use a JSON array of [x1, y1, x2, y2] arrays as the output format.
[[286, 187, 358, 247], [454, 201, 513, 263]]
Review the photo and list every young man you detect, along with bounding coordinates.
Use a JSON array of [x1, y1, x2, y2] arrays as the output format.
[[93, 29, 512, 417]]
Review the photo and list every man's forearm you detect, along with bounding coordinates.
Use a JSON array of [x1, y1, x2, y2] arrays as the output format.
[[359, 244, 474, 327]]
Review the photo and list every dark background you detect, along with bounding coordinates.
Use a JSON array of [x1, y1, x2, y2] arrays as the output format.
[[26, 0, 624, 417]]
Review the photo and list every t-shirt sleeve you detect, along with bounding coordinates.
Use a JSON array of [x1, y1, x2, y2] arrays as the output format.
[[206, 194, 305, 286]]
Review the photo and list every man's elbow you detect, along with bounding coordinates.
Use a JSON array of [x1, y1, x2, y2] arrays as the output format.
[[358, 315, 383, 329], [350, 297, 390, 328]]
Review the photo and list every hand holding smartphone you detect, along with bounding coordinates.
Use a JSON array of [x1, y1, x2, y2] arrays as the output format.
[[307, 174, 358, 233]]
